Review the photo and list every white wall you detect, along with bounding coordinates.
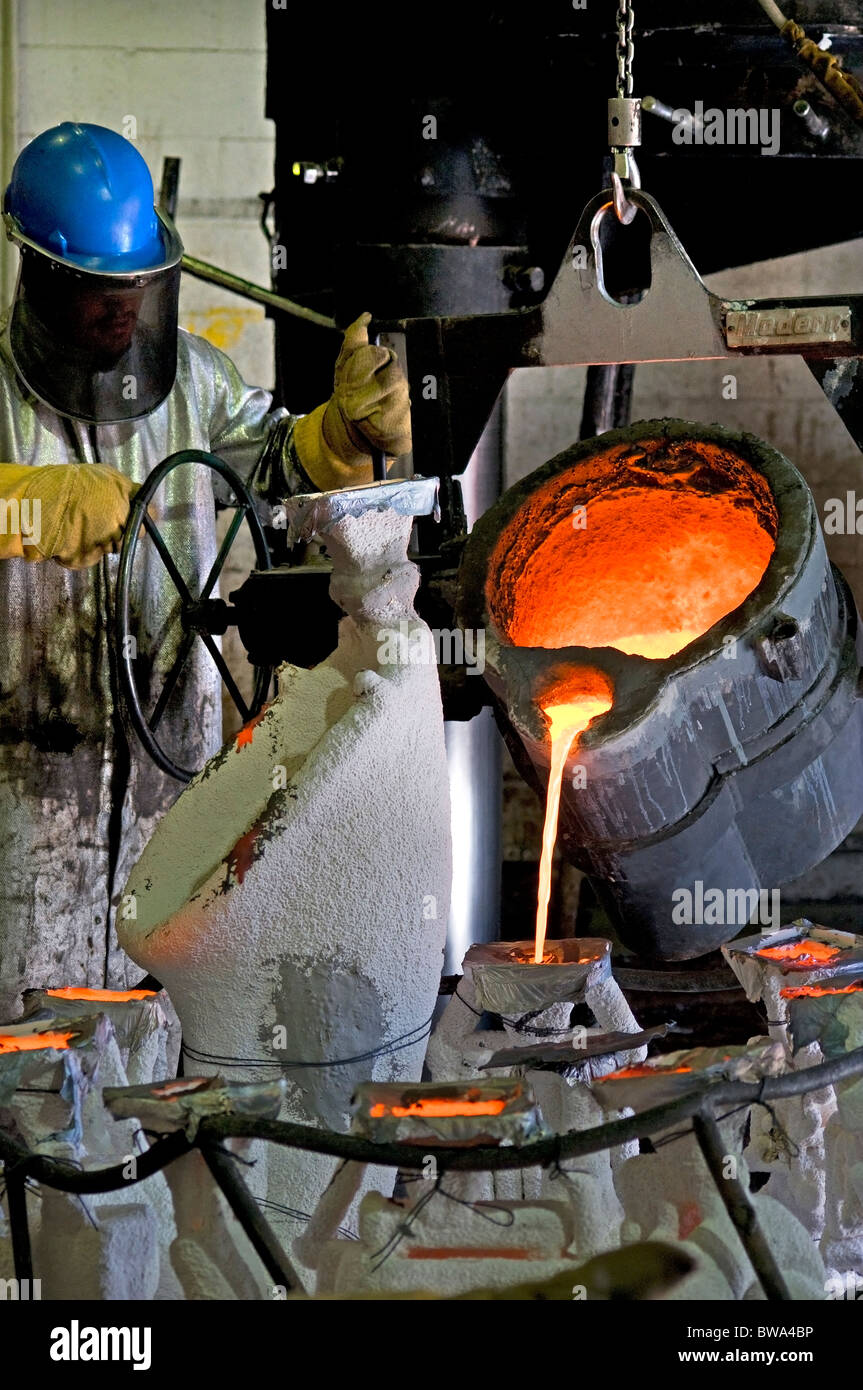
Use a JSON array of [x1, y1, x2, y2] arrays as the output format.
[[6, 0, 275, 388]]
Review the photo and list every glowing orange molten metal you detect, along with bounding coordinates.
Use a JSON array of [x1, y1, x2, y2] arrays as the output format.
[[236, 704, 270, 748], [368, 1098, 508, 1119], [504, 485, 774, 657], [0, 1030, 76, 1054], [516, 465, 776, 965], [46, 987, 157, 1002], [781, 981, 863, 999], [600, 1064, 693, 1080], [757, 940, 841, 968], [534, 690, 613, 963]]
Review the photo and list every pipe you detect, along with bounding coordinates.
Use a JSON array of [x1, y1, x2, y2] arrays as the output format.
[[181, 253, 338, 331]]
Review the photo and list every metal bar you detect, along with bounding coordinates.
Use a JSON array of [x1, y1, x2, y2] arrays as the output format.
[[149, 629, 196, 733], [692, 1105, 792, 1302], [159, 157, 181, 220], [580, 363, 635, 438], [142, 514, 194, 606], [200, 507, 246, 602], [201, 1143, 303, 1294], [199, 631, 251, 722], [181, 254, 338, 331], [4, 1164, 33, 1284]]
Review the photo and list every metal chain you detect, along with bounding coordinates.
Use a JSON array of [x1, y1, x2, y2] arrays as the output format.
[[616, 0, 634, 98]]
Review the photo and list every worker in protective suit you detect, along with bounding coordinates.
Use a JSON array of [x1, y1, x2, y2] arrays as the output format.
[[0, 123, 411, 1019]]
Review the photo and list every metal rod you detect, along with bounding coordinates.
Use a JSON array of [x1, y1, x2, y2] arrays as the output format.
[[4, 1164, 33, 1284], [201, 1143, 303, 1294], [692, 1105, 792, 1302], [180, 253, 338, 331], [159, 156, 181, 220], [641, 94, 677, 124], [793, 98, 830, 139], [580, 363, 635, 438]]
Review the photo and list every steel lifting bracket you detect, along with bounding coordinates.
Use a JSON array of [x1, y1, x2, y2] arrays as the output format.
[[379, 185, 863, 478]]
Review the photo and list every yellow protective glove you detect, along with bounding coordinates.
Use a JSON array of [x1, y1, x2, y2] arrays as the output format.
[[0, 462, 138, 569], [293, 311, 412, 491]]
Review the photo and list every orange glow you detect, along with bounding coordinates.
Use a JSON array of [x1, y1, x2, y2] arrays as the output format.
[[0, 1030, 76, 1054], [45, 987, 157, 1002], [236, 704, 270, 749], [368, 1098, 508, 1119], [678, 1201, 703, 1241], [600, 1064, 693, 1080], [151, 1079, 209, 1099], [227, 822, 261, 885], [781, 981, 863, 999], [757, 940, 841, 967], [496, 477, 775, 659], [534, 686, 613, 963]]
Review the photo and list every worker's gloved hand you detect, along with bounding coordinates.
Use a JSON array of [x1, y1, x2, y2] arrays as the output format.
[[293, 311, 412, 491], [0, 462, 138, 569]]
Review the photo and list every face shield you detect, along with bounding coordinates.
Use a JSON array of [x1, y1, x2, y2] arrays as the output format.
[[4, 211, 182, 425]]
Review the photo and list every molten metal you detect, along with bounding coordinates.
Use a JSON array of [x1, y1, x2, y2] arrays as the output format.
[[525, 468, 775, 963], [236, 705, 270, 749], [757, 940, 841, 968], [534, 691, 613, 962], [781, 981, 863, 999], [45, 987, 157, 1002], [504, 482, 774, 656], [368, 1097, 508, 1119], [0, 1030, 76, 1054], [600, 1064, 693, 1080]]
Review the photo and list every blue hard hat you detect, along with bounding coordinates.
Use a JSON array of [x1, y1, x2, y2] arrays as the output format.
[[3, 122, 169, 273]]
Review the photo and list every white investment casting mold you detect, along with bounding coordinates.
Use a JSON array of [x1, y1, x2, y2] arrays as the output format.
[[118, 484, 453, 1253]]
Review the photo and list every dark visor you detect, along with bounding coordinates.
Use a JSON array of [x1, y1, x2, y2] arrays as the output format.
[[8, 241, 181, 424]]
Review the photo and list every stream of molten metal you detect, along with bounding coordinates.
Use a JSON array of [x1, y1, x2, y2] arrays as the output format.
[[534, 696, 613, 963]]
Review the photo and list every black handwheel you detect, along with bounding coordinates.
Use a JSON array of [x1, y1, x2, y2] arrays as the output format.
[[116, 449, 273, 784]]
